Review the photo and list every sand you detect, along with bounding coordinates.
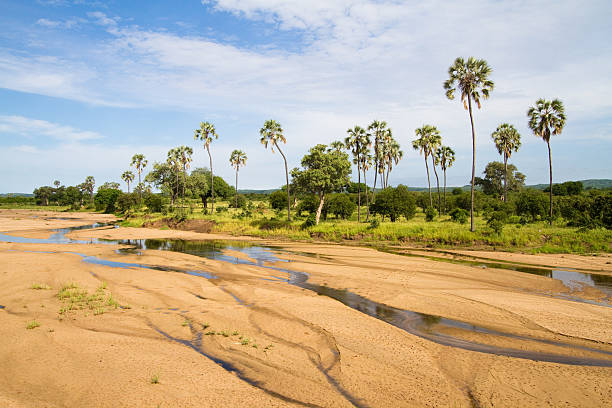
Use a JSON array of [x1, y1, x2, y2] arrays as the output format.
[[0, 209, 611, 407]]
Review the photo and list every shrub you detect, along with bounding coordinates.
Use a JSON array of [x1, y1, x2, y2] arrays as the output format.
[[425, 207, 436, 222], [301, 213, 316, 229], [326, 193, 356, 219], [369, 186, 416, 222], [487, 210, 508, 234], [368, 219, 380, 229], [229, 194, 247, 209], [296, 194, 319, 216], [515, 189, 548, 222], [143, 193, 163, 212], [116, 192, 140, 214], [268, 190, 287, 211], [94, 189, 122, 213], [449, 208, 468, 224]]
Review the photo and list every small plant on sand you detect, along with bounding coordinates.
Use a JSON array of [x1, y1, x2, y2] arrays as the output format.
[[231, 330, 239, 336], [57, 282, 123, 316], [205, 331, 216, 335], [240, 338, 250, 346], [181, 320, 190, 327], [150, 374, 160, 384], [26, 320, 41, 329], [202, 322, 210, 329], [30, 283, 51, 290]]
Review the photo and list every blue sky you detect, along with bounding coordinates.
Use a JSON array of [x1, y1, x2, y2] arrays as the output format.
[[0, 0, 611, 193]]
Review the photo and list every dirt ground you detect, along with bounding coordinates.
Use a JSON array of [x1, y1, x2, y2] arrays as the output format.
[[1, 209, 611, 407]]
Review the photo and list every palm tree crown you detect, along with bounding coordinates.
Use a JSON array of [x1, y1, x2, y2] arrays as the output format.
[[492, 123, 521, 159], [194, 121, 219, 147], [527, 99, 566, 143], [259, 119, 285, 151], [444, 57, 494, 109], [229, 150, 247, 170]]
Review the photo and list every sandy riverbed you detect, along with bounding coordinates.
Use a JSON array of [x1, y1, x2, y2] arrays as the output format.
[[0, 210, 611, 407]]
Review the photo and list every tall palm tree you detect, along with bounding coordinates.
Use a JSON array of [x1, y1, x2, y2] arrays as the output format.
[[130, 154, 148, 199], [229, 149, 247, 209], [367, 120, 387, 199], [413, 125, 440, 208], [194, 122, 219, 213], [360, 148, 373, 221], [444, 56, 494, 232], [527, 99, 566, 224], [167, 148, 181, 207], [260, 119, 291, 221], [345, 126, 368, 222], [435, 146, 455, 214], [427, 133, 442, 215], [121, 170, 135, 193], [491, 123, 521, 202], [384, 138, 402, 188], [177, 146, 193, 214]]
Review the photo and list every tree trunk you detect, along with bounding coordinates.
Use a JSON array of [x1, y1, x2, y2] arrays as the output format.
[[468, 96, 476, 232], [431, 154, 441, 215], [138, 169, 142, 200], [503, 152, 508, 202], [207, 144, 214, 214], [182, 164, 186, 216], [315, 194, 325, 225], [425, 154, 432, 207], [357, 151, 361, 222], [547, 140, 553, 225], [127, 182, 130, 194], [275, 141, 291, 221], [443, 168, 447, 215], [363, 167, 370, 221], [235, 167, 239, 209]]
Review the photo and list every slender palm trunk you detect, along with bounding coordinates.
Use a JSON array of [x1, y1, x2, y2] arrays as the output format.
[[363, 167, 370, 221], [503, 152, 508, 202], [386, 167, 390, 189], [315, 194, 325, 225], [235, 167, 239, 209], [547, 140, 553, 225], [424, 154, 432, 207], [468, 96, 476, 232], [275, 142, 291, 221], [443, 168, 447, 214], [138, 169, 142, 200], [182, 164, 186, 216], [431, 155, 441, 215], [207, 144, 214, 214], [127, 182, 130, 194], [357, 152, 361, 222]]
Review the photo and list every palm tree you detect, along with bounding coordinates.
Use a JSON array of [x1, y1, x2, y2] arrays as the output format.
[[367, 120, 387, 200], [345, 126, 368, 222], [444, 56, 494, 232], [229, 149, 247, 208], [428, 133, 442, 215], [121, 170, 135, 193], [384, 138, 402, 188], [413, 125, 440, 208], [260, 119, 291, 221], [491, 123, 521, 202], [360, 148, 373, 221], [329, 140, 345, 153], [527, 99, 566, 224], [194, 122, 219, 213], [167, 148, 181, 207], [177, 146, 193, 214], [435, 146, 455, 214], [130, 154, 148, 199]]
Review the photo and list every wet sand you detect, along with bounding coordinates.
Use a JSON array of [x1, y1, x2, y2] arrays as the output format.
[[1, 210, 611, 407]]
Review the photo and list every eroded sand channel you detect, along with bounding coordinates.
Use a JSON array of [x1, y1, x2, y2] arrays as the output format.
[[1, 210, 611, 407]]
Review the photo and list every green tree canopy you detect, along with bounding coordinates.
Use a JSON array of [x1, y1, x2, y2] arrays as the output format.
[[290, 144, 351, 225], [475, 161, 525, 197]]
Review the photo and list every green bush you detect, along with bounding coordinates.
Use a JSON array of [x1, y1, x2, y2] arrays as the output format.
[[229, 194, 247, 209], [301, 213, 316, 229], [449, 208, 468, 224], [143, 193, 163, 213], [326, 193, 356, 219], [94, 189, 122, 213], [425, 207, 436, 222], [268, 190, 288, 211], [487, 210, 508, 234], [116, 193, 140, 214], [515, 189, 548, 222], [369, 186, 416, 222]]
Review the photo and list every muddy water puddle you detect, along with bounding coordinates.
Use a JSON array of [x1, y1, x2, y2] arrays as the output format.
[[2, 223, 612, 368]]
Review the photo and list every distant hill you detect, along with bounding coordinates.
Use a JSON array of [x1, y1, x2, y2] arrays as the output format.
[[0, 193, 34, 197], [526, 179, 612, 190], [238, 189, 279, 194]]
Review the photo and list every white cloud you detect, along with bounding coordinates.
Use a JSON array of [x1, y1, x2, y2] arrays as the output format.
[[0, 115, 102, 142], [36, 17, 84, 29]]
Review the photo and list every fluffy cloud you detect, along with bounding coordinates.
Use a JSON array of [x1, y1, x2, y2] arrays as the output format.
[[0, 115, 102, 142]]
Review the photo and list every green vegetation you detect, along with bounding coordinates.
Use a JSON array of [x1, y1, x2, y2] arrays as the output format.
[[26, 320, 41, 329], [57, 282, 123, 316], [150, 374, 160, 384], [30, 283, 51, 290]]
